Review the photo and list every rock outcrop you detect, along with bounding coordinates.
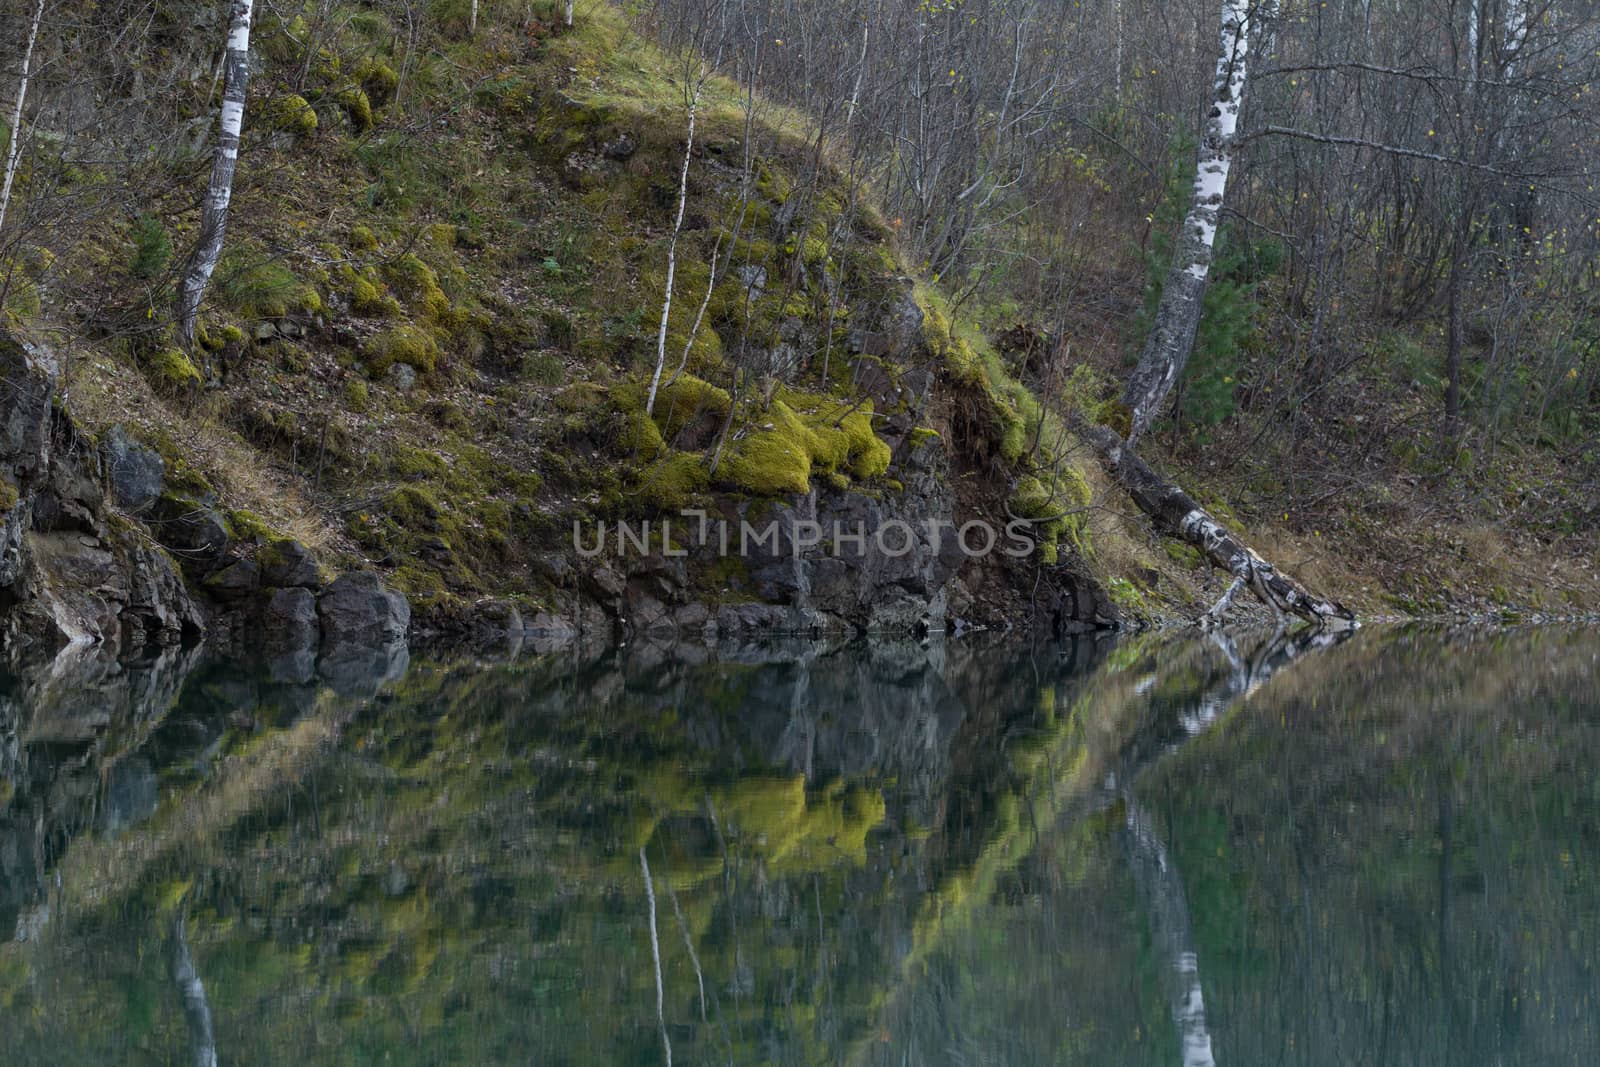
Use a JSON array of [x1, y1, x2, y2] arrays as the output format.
[[0, 326, 411, 668]]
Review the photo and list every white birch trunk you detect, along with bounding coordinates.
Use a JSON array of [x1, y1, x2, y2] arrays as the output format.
[[175, 0, 253, 349], [845, 15, 869, 131], [1114, 0, 1124, 99], [1071, 414, 1357, 628], [565, 0, 575, 28], [645, 74, 703, 419], [1122, 0, 1252, 443], [469, 0, 478, 36], [0, 0, 46, 241]]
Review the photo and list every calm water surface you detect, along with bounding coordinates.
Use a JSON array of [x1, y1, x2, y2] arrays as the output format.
[[1, 625, 1597, 1065]]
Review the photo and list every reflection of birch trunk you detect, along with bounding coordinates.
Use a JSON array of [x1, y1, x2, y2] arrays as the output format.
[[170, 911, 220, 1067], [640, 847, 673, 1067], [1120, 798, 1216, 1067]]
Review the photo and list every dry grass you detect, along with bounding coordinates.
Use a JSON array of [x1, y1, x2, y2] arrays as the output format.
[[63, 349, 342, 551]]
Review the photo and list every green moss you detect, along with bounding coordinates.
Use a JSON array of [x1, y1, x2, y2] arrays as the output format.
[[339, 87, 374, 133], [356, 59, 400, 106], [0, 478, 18, 512], [716, 389, 892, 497], [349, 276, 391, 316], [908, 426, 940, 448], [344, 378, 371, 412], [381, 254, 449, 320], [144, 347, 202, 391], [349, 225, 379, 251], [227, 509, 277, 542], [261, 93, 318, 137], [635, 451, 710, 511], [365, 325, 438, 375]]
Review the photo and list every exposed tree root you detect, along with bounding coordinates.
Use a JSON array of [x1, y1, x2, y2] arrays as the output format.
[[1071, 417, 1357, 630]]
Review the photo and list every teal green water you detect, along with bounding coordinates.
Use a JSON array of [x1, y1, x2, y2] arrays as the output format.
[[1, 625, 1597, 1065]]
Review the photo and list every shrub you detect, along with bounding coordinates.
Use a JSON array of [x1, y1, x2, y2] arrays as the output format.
[[129, 214, 171, 279]]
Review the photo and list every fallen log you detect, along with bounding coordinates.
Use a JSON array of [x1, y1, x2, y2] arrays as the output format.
[[1071, 417, 1356, 629]]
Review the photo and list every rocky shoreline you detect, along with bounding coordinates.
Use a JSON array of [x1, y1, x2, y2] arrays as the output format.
[[1, 329, 411, 676], [2, 324, 1125, 672]]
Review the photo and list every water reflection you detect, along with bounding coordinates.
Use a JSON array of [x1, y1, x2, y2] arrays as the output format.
[[0, 625, 1596, 1065]]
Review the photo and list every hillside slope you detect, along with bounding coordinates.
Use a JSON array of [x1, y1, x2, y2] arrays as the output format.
[[3, 1, 1589, 662]]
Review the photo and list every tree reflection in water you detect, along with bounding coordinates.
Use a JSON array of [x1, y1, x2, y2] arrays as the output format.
[[1, 624, 1596, 1066]]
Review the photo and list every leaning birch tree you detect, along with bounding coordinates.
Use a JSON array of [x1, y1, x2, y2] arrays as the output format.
[[174, 0, 254, 349], [1072, 0, 1351, 628], [1121, 0, 1253, 444], [0, 0, 47, 241]]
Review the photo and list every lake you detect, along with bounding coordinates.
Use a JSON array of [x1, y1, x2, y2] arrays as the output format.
[[1, 625, 1597, 1065]]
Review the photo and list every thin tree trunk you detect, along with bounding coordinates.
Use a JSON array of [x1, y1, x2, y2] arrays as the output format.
[[1072, 415, 1355, 628], [1444, 242, 1464, 437], [175, 0, 254, 349], [565, 0, 575, 28], [1122, 0, 1252, 444], [645, 70, 704, 418], [469, 0, 477, 36], [0, 0, 46, 241]]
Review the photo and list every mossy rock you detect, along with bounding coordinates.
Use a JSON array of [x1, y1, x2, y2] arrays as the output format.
[[344, 378, 371, 412], [226, 509, 278, 543], [143, 347, 202, 391], [381, 254, 448, 320], [612, 374, 731, 458], [356, 58, 400, 106], [635, 451, 710, 511], [338, 88, 374, 133], [720, 390, 890, 496], [349, 225, 379, 251], [349, 276, 392, 316], [260, 93, 318, 137], [365, 325, 438, 375]]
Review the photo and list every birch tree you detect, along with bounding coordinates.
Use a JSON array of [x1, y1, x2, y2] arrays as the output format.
[[174, 0, 254, 349], [1122, 0, 1253, 444], [0, 0, 46, 241], [645, 61, 709, 418]]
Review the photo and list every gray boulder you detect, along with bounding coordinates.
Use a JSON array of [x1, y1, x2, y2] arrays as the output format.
[[102, 426, 164, 514], [259, 538, 322, 589], [204, 558, 259, 600], [318, 571, 410, 647], [259, 586, 319, 652]]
